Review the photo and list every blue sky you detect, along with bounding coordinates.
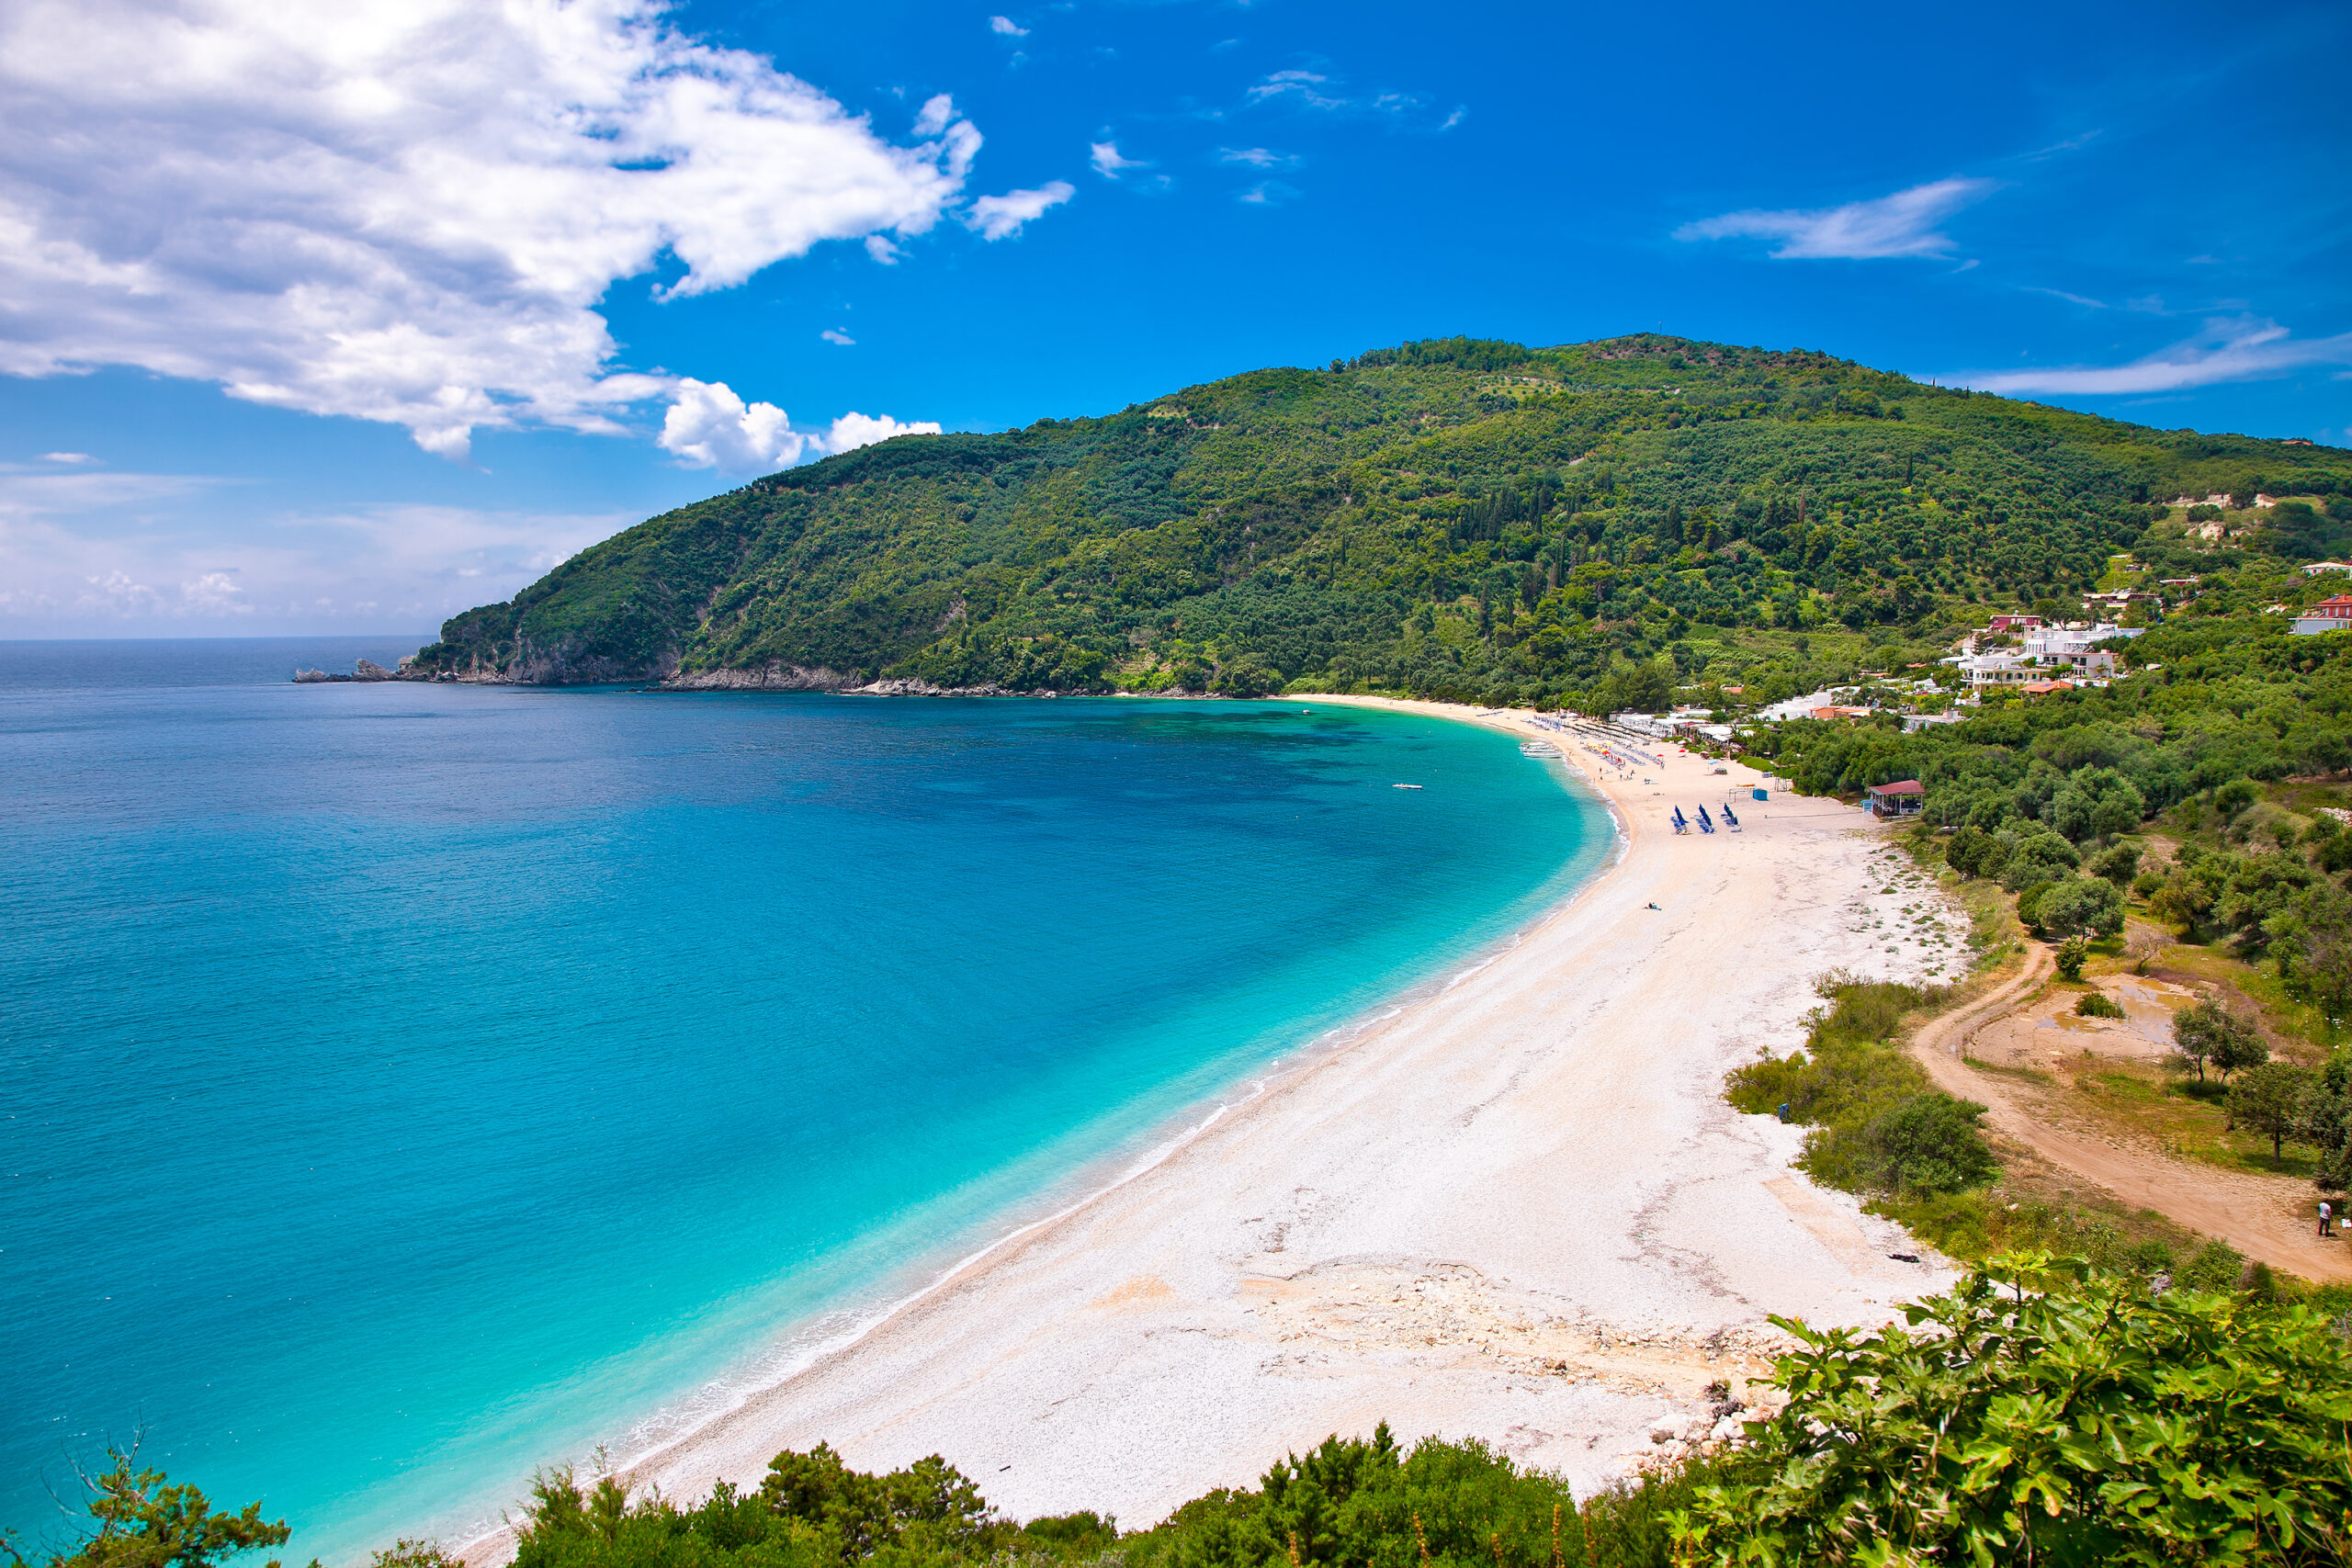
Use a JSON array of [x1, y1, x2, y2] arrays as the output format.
[[3, 0, 2347, 637]]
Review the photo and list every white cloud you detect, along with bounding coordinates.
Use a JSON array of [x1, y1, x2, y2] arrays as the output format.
[[988, 16, 1028, 36], [913, 93, 957, 137], [1090, 141, 1145, 179], [657, 379, 938, 472], [823, 412, 942, 452], [865, 234, 904, 265], [1218, 147, 1294, 168], [964, 181, 1075, 241], [1954, 317, 2352, 397], [820, 328, 856, 345], [41, 451, 94, 463], [0, 0, 989, 460], [1675, 177, 1996, 260], [181, 570, 250, 614], [659, 378, 812, 470]]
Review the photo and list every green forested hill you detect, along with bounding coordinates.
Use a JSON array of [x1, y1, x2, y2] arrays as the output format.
[[411, 333, 2352, 701]]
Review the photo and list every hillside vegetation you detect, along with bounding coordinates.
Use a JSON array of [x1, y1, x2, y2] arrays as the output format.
[[410, 334, 2352, 700]]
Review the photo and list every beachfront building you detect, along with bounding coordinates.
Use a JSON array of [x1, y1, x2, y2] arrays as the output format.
[[2292, 595, 2352, 637], [1864, 780, 1926, 818], [2302, 561, 2352, 577]]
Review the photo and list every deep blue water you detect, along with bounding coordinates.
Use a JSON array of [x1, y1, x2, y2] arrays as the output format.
[[0, 637, 1610, 1562]]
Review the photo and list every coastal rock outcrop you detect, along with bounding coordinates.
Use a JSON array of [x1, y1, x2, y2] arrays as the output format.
[[291, 656, 424, 683], [666, 662, 859, 692]]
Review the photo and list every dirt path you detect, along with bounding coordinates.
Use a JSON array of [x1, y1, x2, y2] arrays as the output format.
[[1909, 950, 2352, 1282]]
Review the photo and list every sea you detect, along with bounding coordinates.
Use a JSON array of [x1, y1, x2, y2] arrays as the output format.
[[0, 637, 1612, 1562]]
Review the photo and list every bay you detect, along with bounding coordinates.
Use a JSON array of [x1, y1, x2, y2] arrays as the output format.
[[0, 638, 1609, 1562]]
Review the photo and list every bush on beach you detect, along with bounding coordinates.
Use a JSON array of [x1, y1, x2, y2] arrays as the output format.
[[1724, 973, 1997, 1201]]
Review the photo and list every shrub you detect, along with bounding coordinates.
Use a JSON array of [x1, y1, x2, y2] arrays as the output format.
[[1668, 1255, 2352, 1564], [1859, 1093, 2000, 1194], [2075, 990, 2124, 1019]]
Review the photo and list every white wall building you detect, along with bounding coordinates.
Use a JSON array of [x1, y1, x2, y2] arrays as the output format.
[[1956, 623, 2141, 691]]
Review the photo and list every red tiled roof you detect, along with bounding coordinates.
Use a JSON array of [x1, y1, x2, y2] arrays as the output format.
[[1867, 780, 1926, 795]]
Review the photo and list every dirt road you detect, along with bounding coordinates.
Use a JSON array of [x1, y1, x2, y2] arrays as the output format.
[[1909, 949, 2352, 1282]]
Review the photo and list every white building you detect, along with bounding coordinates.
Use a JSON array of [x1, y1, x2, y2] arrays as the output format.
[[1902, 713, 1964, 733], [2301, 561, 2352, 577], [1956, 623, 2141, 691]]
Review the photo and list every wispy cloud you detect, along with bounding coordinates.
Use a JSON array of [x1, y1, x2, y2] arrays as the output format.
[[820, 328, 855, 346], [1247, 69, 1338, 107], [1236, 67, 1448, 128], [1090, 141, 1146, 179], [2022, 130, 2102, 161], [41, 451, 94, 464], [1953, 317, 2352, 396], [2023, 287, 2108, 309], [1219, 147, 1295, 168], [1676, 177, 1996, 260], [0, 474, 630, 635], [989, 15, 1028, 36], [964, 181, 1075, 241], [1238, 181, 1301, 206]]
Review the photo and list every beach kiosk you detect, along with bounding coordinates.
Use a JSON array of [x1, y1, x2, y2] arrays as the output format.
[[1865, 780, 1926, 819]]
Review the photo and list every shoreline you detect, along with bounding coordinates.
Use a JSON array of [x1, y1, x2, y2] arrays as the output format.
[[457, 695, 1951, 1561]]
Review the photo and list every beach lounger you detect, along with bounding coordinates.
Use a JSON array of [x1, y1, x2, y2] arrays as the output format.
[[1697, 806, 1715, 834], [1721, 803, 1741, 831]]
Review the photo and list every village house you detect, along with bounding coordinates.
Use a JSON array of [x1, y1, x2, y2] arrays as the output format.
[[2292, 594, 2352, 637]]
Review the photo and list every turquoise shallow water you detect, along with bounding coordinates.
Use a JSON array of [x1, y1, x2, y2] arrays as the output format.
[[0, 638, 1611, 1562]]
